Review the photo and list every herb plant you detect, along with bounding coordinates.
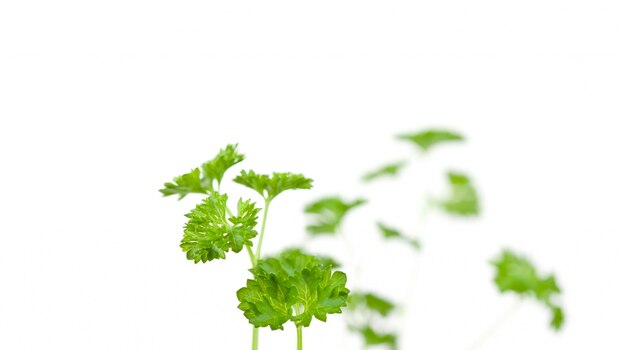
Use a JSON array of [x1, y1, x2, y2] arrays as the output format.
[[160, 144, 350, 350]]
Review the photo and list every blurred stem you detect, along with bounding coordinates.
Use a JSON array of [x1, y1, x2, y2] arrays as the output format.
[[467, 299, 523, 350]]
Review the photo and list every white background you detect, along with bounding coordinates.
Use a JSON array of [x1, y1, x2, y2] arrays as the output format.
[[1, 0, 625, 349]]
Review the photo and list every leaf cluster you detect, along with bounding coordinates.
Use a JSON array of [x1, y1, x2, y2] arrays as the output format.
[[160, 144, 244, 199], [492, 250, 564, 330], [234, 170, 313, 201], [237, 249, 350, 330], [182, 193, 260, 263], [304, 197, 367, 235]]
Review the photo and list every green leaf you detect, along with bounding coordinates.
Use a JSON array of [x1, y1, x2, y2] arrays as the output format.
[[491, 250, 564, 331], [160, 144, 244, 199], [305, 197, 366, 235], [436, 171, 480, 216], [397, 129, 463, 152], [159, 168, 207, 199], [362, 161, 406, 182], [376, 222, 421, 251], [237, 249, 350, 330], [200, 143, 245, 189], [349, 292, 395, 317], [358, 326, 397, 350], [549, 305, 564, 330], [181, 192, 260, 263], [234, 170, 313, 201]]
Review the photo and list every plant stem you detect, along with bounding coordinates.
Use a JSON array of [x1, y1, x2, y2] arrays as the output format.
[[467, 299, 523, 350], [252, 327, 259, 350], [246, 245, 256, 266], [250, 198, 271, 350], [296, 326, 303, 350], [254, 198, 271, 261]]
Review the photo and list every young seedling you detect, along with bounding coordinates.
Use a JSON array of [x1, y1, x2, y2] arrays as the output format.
[[161, 144, 346, 350], [237, 248, 350, 350]]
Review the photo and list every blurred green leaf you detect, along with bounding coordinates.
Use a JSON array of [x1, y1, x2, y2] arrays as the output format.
[[234, 170, 313, 201], [397, 129, 463, 152], [362, 161, 406, 182], [492, 250, 564, 331], [305, 197, 366, 235], [349, 292, 395, 317], [376, 222, 421, 251], [358, 326, 398, 350], [436, 171, 480, 216]]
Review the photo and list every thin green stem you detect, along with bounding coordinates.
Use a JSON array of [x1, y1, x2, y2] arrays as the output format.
[[297, 326, 303, 350], [254, 198, 271, 261], [246, 245, 256, 266], [250, 198, 271, 350], [252, 327, 259, 350], [467, 299, 523, 350]]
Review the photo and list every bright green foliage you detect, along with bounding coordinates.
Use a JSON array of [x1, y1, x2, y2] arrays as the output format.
[[357, 326, 398, 350], [234, 170, 313, 201], [237, 249, 350, 330], [397, 129, 463, 152], [362, 161, 406, 182], [200, 144, 245, 188], [436, 171, 480, 216], [181, 192, 260, 263], [160, 168, 207, 199], [492, 250, 564, 330], [305, 197, 367, 235], [160, 144, 244, 199], [376, 222, 421, 250]]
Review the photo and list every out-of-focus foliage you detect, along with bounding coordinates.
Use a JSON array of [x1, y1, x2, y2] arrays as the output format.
[[181, 193, 260, 263], [492, 250, 565, 330], [377, 222, 421, 250], [362, 161, 407, 182], [348, 291, 398, 350], [435, 171, 480, 216], [304, 197, 367, 235], [237, 249, 350, 330], [397, 129, 463, 152], [160, 144, 244, 199], [234, 170, 313, 201]]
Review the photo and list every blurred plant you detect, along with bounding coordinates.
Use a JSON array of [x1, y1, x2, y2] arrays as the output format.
[[304, 128, 564, 349], [160, 144, 350, 350], [492, 250, 564, 330]]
